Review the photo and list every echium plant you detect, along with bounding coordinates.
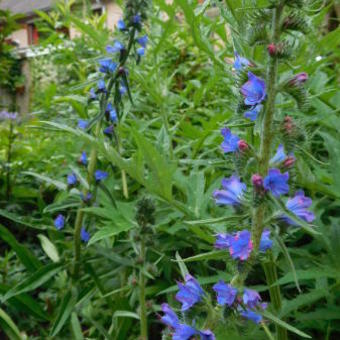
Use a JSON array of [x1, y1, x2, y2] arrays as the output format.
[[52, 0, 150, 278], [160, 0, 316, 339]]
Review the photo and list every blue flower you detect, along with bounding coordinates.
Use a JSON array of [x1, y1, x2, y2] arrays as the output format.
[[79, 151, 87, 166], [173, 324, 197, 340], [67, 173, 78, 186], [133, 14, 141, 24], [241, 72, 266, 106], [137, 35, 148, 47], [243, 289, 261, 309], [160, 303, 179, 329], [220, 128, 240, 153], [214, 233, 233, 249], [240, 309, 263, 324], [234, 52, 250, 71], [99, 58, 117, 74], [95, 170, 108, 182], [229, 230, 253, 261], [106, 41, 125, 53], [89, 88, 97, 100], [244, 104, 262, 121], [103, 125, 114, 136], [78, 119, 88, 129], [259, 229, 273, 252], [285, 190, 315, 225], [81, 192, 92, 203], [199, 330, 216, 340], [97, 79, 106, 93], [263, 168, 289, 197], [175, 274, 204, 311], [270, 144, 286, 164], [117, 19, 125, 30], [106, 103, 117, 122], [81, 227, 90, 242], [213, 175, 247, 206], [119, 83, 127, 95], [54, 214, 65, 230], [213, 280, 238, 306], [137, 47, 145, 56]]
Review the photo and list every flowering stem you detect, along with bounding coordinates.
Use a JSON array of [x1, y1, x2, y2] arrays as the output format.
[[73, 121, 102, 278], [139, 234, 148, 339]]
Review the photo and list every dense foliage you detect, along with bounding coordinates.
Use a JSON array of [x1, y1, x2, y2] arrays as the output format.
[[0, 0, 339, 339]]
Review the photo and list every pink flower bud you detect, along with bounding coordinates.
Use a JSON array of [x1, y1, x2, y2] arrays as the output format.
[[237, 139, 249, 152], [267, 43, 277, 56], [289, 72, 308, 86], [252, 174, 263, 188], [283, 156, 295, 168]]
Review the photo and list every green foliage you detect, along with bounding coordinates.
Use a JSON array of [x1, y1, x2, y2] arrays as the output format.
[[0, 0, 339, 339]]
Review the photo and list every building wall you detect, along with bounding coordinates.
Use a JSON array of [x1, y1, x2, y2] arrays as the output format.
[[105, 1, 122, 31], [9, 27, 29, 49]]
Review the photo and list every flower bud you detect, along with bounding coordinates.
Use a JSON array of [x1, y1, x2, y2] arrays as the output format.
[[251, 174, 263, 188], [283, 155, 295, 168], [237, 139, 249, 152], [283, 115, 295, 134], [267, 43, 277, 56], [289, 72, 308, 86]]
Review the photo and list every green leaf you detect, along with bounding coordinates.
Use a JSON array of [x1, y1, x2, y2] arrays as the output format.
[[176, 250, 226, 263], [0, 224, 41, 272], [2, 262, 65, 302], [37, 234, 60, 263], [88, 223, 134, 245], [262, 310, 311, 338], [50, 290, 77, 337], [0, 308, 23, 340], [113, 311, 140, 320], [175, 252, 189, 279], [23, 171, 67, 190], [70, 313, 84, 340]]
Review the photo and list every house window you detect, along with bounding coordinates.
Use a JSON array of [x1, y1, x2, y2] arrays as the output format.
[[27, 23, 39, 45], [92, 6, 104, 16]]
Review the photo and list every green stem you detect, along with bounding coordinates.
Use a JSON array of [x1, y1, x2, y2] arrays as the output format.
[[139, 235, 148, 340], [5, 120, 14, 201]]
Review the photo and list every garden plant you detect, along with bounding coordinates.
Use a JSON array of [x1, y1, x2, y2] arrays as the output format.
[[0, 0, 339, 339]]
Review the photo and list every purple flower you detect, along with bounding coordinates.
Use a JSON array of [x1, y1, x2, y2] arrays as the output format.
[[240, 309, 263, 324], [285, 190, 315, 225], [160, 303, 179, 329], [243, 289, 261, 309], [173, 324, 197, 340], [0, 110, 18, 121], [270, 145, 286, 164], [234, 52, 250, 71], [95, 170, 108, 182], [175, 274, 204, 311], [215, 233, 233, 249], [97, 79, 106, 93], [117, 19, 125, 30], [241, 72, 266, 106], [81, 227, 90, 242], [213, 280, 238, 306], [137, 47, 145, 56], [78, 119, 88, 129], [213, 175, 247, 206], [259, 229, 273, 252], [106, 41, 125, 53], [289, 72, 308, 86], [99, 58, 117, 73], [263, 168, 289, 197], [67, 173, 78, 186], [199, 330, 216, 340], [229, 230, 253, 261], [244, 104, 262, 121], [103, 125, 114, 136], [220, 128, 240, 153], [137, 35, 148, 47], [79, 151, 87, 166], [54, 214, 65, 230]]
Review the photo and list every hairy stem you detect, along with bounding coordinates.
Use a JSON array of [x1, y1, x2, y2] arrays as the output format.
[[139, 235, 148, 339]]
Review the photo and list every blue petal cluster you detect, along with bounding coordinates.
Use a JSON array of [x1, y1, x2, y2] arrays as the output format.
[[263, 168, 289, 197], [213, 175, 246, 206]]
